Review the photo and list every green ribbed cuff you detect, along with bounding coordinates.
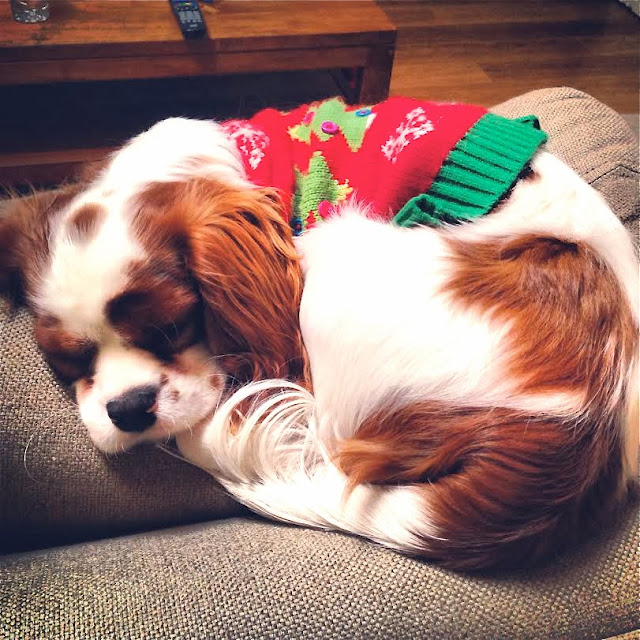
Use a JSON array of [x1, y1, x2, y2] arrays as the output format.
[[393, 113, 548, 228]]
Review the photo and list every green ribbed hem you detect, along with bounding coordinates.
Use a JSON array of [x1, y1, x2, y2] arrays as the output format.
[[393, 113, 548, 228]]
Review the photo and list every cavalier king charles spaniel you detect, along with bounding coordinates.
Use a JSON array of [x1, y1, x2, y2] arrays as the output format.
[[0, 98, 637, 570]]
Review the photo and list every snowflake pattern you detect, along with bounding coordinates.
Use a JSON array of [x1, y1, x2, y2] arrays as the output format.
[[381, 107, 434, 164], [222, 121, 270, 170]]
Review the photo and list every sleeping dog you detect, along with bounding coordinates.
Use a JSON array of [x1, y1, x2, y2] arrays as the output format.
[[1, 97, 637, 570]]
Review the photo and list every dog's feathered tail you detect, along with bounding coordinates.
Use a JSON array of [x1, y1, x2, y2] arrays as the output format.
[[177, 375, 636, 571], [178, 380, 437, 556]]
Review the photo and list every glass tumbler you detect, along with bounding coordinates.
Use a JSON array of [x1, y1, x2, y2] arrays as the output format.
[[10, 0, 50, 23]]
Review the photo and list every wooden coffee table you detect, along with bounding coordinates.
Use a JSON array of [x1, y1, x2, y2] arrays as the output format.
[[0, 0, 396, 185]]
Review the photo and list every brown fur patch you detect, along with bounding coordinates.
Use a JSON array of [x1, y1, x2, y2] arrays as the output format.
[[66, 203, 105, 243], [107, 268, 201, 362], [445, 234, 637, 406], [34, 315, 97, 382], [0, 186, 82, 301], [336, 400, 628, 570]]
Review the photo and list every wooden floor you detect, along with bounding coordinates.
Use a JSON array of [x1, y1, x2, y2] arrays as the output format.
[[380, 0, 639, 113]]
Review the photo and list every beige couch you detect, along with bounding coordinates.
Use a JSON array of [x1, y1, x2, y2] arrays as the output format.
[[1, 87, 638, 639]]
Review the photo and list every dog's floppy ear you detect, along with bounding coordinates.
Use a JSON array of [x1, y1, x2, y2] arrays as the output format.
[[186, 180, 310, 385], [0, 197, 22, 298], [0, 187, 79, 304], [138, 178, 310, 386]]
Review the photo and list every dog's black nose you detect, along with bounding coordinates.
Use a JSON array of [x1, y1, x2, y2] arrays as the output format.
[[106, 385, 158, 433]]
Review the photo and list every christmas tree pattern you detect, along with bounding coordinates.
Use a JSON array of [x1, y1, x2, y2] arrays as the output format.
[[288, 98, 374, 152], [291, 151, 353, 234]]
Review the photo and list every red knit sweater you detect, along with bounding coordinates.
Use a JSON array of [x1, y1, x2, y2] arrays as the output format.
[[221, 97, 546, 234]]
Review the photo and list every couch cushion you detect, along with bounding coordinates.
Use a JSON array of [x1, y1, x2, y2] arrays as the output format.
[[0, 502, 637, 639], [0, 305, 245, 554]]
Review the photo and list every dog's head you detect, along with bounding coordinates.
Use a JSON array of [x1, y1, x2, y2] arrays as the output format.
[[1, 170, 307, 453]]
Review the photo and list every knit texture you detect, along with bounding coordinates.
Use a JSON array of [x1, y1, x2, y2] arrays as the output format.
[[393, 113, 548, 227], [1, 507, 637, 639], [226, 97, 550, 234], [289, 99, 370, 151], [226, 97, 498, 234]]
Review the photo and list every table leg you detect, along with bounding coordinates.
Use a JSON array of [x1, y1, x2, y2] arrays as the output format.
[[358, 44, 395, 103]]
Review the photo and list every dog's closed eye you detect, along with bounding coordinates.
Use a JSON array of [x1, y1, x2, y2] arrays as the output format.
[[33, 316, 97, 382], [46, 346, 97, 383], [133, 317, 200, 360], [106, 280, 201, 357]]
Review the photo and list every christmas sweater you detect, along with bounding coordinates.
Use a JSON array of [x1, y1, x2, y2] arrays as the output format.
[[221, 97, 547, 235]]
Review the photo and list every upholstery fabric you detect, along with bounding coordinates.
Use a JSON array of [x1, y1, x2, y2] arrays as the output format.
[[1, 508, 637, 640], [1, 87, 638, 639]]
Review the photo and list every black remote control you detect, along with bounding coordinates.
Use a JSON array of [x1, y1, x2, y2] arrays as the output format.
[[170, 0, 207, 39]]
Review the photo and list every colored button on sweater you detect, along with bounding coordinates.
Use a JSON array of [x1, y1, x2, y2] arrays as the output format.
[[221, 97, 548, 235]]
